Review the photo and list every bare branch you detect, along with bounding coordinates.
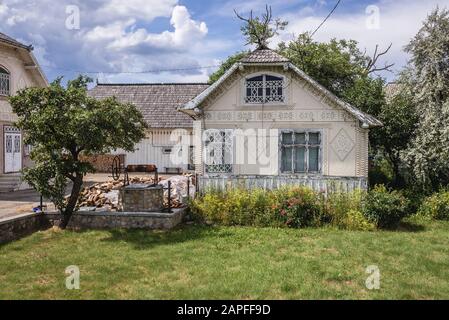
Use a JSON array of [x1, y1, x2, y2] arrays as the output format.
[[234, 5, 287, 49], [365, 43, 394, 74]]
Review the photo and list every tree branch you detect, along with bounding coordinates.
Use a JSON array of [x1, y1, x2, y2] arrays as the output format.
[[365, 43, 394, 74]]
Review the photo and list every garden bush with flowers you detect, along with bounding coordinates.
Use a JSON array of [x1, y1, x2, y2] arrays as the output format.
[[189, 185, 409, 230]]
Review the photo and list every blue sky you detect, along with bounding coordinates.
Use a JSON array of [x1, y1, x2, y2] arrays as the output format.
[[1, 0, 448, 84]]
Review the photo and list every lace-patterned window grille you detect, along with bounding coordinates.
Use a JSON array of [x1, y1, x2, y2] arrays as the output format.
[[0, 67, 10, 96], [245, 74, 284, 104], [204, 129, 234, 174]]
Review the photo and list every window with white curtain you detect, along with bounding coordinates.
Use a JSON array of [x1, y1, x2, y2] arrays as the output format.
[[245, 74, 284, 104], [0, 67, 10, 96]]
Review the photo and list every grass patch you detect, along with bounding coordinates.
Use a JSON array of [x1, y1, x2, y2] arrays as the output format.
[[1, 218, 449, 299]]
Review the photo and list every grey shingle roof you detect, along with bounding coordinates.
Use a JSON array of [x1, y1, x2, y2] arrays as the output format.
[[89, 83, 209, 128], [0, 32, 32, 50], [240, 49, 289, 64]]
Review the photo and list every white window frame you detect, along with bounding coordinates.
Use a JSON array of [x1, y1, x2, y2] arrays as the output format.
[[0, 66, 10, 96], [279, 129, 323, 175], [203, 129, 234, 174], [243, 72, 286, 105]]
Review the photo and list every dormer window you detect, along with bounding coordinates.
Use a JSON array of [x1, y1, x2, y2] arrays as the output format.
[[0, 67, 10, 96], [245, 74, 284, 104]]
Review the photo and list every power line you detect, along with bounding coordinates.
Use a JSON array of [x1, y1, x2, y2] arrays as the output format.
[[311, 0, 342, 37], [39, 64, 221, 74]]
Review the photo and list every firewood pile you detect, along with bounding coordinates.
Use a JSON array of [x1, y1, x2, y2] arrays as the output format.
[[159, 175, 196, 208], [75, 174, 195, 211]]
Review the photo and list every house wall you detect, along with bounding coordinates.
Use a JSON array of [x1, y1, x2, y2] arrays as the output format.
[[0, 45, 42, 174], [113, 128, 194, 172], [197, 65, 369, 179]]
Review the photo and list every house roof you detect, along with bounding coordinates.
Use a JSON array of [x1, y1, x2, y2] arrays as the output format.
[[240, 48, 290, 64], [181, 48, 382, 128], [0, 32, 33, 50], [0, 32, 48, 87], [89, 83, 209, 128]]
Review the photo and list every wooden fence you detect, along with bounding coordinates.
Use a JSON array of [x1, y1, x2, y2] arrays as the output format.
[[198, 175, 367, 194]]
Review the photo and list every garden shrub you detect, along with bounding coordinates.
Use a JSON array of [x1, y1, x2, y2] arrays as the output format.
[[190, 187, 322, 228], [324, 191, 374, 231], [190, 184, 409, 230], [340, 210, 376, 231], [418, 189, 449, 220], [362, 185, 409, 229], [270, 187, 323, 228]]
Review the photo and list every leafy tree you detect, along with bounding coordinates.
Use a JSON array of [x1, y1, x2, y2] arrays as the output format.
[[375, 83, 419, 187], [234, 5, 288, 49], [401, 8, 449, 190], [209, 51, 249, 84], [9, 76, 147, 228]]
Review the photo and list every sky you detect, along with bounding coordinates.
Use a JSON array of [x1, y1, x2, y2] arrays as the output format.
[[1, 0, 449, 84]]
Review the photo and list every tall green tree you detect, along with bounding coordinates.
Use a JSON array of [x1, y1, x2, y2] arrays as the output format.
[[402, 8, 449, 190], [209, 51, 249, 84], [9, 76, 147, 228]]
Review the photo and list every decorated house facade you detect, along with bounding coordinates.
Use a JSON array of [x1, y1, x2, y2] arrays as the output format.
[[180, 49, 382, 191], [91, 48, 381, 192]]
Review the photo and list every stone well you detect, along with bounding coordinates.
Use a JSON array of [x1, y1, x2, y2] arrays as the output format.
[[119, 184, 164, 212]]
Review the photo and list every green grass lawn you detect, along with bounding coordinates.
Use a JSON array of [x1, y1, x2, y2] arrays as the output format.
[[1, 218, 449, 299]]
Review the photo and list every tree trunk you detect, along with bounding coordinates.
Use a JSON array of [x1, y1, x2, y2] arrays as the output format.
[[60, 174, 83, 229]]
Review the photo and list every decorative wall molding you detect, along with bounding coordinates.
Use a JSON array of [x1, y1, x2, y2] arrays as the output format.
[[204, 109, 352, 123], [331, 128, 355, 161]]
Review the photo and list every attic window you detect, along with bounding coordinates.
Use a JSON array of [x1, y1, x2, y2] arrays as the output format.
[[245, 74, 284, 104], [0, 67, 10, 96]]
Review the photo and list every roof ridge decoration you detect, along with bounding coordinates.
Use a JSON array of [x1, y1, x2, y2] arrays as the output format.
[[239, 48, 290, 64], [180, 50, 382, 128]]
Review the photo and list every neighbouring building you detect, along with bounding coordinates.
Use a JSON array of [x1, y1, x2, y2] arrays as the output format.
[[180, 48, 382, 192], [89, 83, 209, 173], [0, 32, 48, 191]]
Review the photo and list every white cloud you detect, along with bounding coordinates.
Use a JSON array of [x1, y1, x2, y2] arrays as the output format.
[[0, 0, 216, 82], [106, 6, 208, 51], [0, 3, 8, 16], [97, 0, 177, 22]]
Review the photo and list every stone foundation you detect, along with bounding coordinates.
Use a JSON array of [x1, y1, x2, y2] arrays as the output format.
[[0, 208, 186, 244]]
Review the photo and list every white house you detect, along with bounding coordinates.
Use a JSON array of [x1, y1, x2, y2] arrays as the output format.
[[180, 48, 382, 191], [0, 32, 48, 191]]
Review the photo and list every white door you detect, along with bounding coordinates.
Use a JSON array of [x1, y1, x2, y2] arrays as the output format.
[[4, 127, 22, 173]]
